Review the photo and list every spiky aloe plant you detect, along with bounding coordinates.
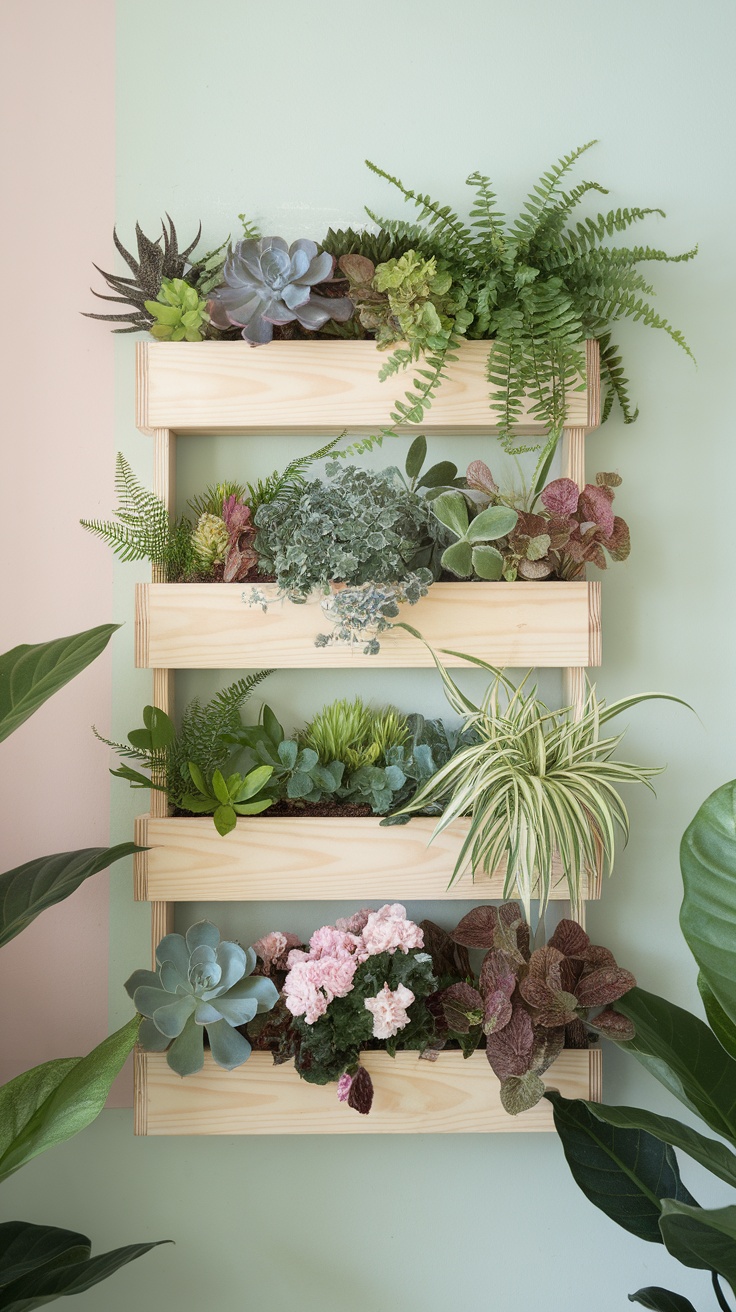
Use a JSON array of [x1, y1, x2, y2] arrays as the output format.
[[393, 634, 687, 917], [84, 216, 203, 333]]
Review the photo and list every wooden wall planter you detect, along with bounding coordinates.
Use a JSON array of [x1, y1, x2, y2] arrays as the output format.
[[135, 1048, 601, 1136], [136, 339, 600, 436], [135, 580, 601, 671], [134, 813, 601, 903]]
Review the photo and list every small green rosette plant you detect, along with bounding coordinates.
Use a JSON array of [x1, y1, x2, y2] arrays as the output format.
[[127, 921, 278, 1076]]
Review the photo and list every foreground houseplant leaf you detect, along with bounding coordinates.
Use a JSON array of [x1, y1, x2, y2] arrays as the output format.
[[0, 1220, 167, 1310], [614, 988, 736, 1145], [548, 1093, 698, 1243], [659, 1201, 736, 1295], [0, 1017, 139, 1182], [568, 1100, 736, 1189], [0, 625, 119, 743], [628, 1288, 700, 1311], [680, 780, 736, 1042], [0, 844, 141, 950]]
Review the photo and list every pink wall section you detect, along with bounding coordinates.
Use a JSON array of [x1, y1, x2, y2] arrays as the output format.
[[0, 1, 116, 1083]]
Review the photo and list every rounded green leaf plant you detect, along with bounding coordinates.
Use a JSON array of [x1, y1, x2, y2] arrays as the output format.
[[431, 491, 518, 580], [126, 921, 278, 1076]]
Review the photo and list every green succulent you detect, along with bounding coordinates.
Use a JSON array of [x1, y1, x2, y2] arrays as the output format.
[[302, 697, 408, 770], [144, 277, 210, 342], [191, 512, 230, 568], [431, 492, 518, 580], [226, 705, 344, 803], [182, 762, 274, 837], [125, 921, 278, 1076]]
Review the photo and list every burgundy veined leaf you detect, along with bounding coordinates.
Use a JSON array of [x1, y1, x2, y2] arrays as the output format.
[[540, 476, 579, 516], [483, 988, 514, 1035], [451, 905, 498, 949], [439, 983, 484, 1033], [347, 1065, 373, 1115], [548, 919, 591, 959], [486, 1005, 534, 1079], [576, 966, 637, 1008], [579, 482, 615, 536], [594, 1007, 636, 1041]]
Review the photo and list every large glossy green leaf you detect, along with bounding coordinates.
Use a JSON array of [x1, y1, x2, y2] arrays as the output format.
[[659, 1201, 736, 1295], [628, 1288, 700, 1311], [614, 988, 736, 1145], [681, 781, 736, 1036], [0, 625, 119, 744], [0, 1220, 166, 1310], [0, 844, 141, 950], [548, 1093, 698, 1243], [576, 1100, 736, 1188], [699, 974, 736, 1063], [0, 1018, 139, 1182]]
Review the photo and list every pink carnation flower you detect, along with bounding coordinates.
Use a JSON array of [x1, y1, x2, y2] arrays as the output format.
[[252, 931, 301, 965], [308, 925, 362, 960], [364, 982, 415, 1040], [335, 908, 373, 935], [360, 904, 424, 957], [283, 961, 329, 1024]]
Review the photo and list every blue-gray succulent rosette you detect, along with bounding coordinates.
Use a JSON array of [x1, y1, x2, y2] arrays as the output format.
[[208, 236, 353, 344], [126, 920, 278, 1076]]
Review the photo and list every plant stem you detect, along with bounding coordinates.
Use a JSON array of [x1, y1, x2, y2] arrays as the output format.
[[713, 1271, 734, 1312]]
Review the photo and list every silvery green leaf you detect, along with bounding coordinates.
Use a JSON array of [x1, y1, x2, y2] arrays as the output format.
[[206, 1020, 252, 1071], [167, 1016, 204, 1077]]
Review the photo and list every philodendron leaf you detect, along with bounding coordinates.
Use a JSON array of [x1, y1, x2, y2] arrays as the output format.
[[0, 1017, 139, 1182], [0, 844, 141, 950], [405, 434, 426, 480], [0, 625, 119, 744], [571, 1100, 736, 1189], [614, 988, 736, 1145], [548, 1093, 699, 1243], [659, 1201, 736, 1293], [628, 1287, 700, 1311], [680, 780, 736, 1035], [0, 1221, 167, 1310], [698, 973, 736, 1062]]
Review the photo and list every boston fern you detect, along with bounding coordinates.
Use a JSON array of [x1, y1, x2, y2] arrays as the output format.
[[362, 141, 696, 456], [81, 453, 196, 580]]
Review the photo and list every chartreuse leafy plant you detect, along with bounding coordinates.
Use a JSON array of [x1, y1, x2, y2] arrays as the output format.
[[182, 762, 273, 837], [126, 921, 278, 1076], [0, 624, 165, 1303], [550, 780, 736, 1312], [394, 636, 683, 917]]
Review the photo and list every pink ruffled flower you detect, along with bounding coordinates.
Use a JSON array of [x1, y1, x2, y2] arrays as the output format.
[[283, 961, 329, 1024], [337, 1072, 353, 1103], [360, 904, 424, 958], [252, 931, 301, 965], [308, 925, 362, 960], [286, 947, 312, 968], [335, 908, 373, 935], [314, 954, 358, 1002], [364, 982, 415, 1040]]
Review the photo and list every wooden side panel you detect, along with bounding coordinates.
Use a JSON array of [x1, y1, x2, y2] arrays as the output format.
[[138, 340, 597, 435], [137, 1049, 598, 1135], [134, 813, 596, 903], [137, 581, 600, 670]]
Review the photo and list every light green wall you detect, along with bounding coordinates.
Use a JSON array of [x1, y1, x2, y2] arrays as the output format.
[[5, 1, 736, 1307]]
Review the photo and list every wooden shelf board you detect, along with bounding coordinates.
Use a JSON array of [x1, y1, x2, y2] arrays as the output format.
[[133, 813, 600, 903], [136, 339, 600, 436], [135, 1047, 600, 1135], [135, 580, 601, 670]]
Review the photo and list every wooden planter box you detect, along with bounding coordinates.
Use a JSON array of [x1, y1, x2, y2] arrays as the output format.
[[136, 339, 600, 436], [135, 1048, 601, 1136], [135, 580, 601, 670], [133, 813, 600, 903]]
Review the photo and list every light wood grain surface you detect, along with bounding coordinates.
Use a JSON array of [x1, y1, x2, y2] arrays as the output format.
[[133, 813, 596, 903], [135, 580, 601, 670], [136, 339, 599, 436]]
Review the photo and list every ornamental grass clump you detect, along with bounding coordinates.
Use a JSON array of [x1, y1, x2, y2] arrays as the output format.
[[394, 639, 685, 916]]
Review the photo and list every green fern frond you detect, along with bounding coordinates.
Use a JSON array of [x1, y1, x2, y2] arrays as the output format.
[[466, 171, 506, 256], [247, 436, 343, 511], [509, 141, 599, 250], [81, 452, 195, 579], [365, 160, 473, 256], [597, 333, 639, 424]]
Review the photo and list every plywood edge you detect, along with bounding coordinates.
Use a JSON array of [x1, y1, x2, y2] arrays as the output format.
[[137, 1048, 597, 1136], [135, 341, 152, 435], [133, 1047, 148, 1136], [585, 337, 601, 430], [588, 581, 602, 666], [133, 815, 149, 899], [588, 1047, 603, 1102], [134, 583, 150, 668]]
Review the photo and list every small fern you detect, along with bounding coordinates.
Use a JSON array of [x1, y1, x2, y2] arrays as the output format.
[[355, 142, 696, 452], [81, 453, 196, 580]]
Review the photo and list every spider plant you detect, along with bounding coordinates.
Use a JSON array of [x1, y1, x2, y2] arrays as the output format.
[[393, 631, 687, 916]]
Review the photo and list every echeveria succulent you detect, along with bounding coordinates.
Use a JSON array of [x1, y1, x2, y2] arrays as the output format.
[[126, 921, 278, 1076], [144, 277, 210, 342], [208, 237, 353, 345]]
